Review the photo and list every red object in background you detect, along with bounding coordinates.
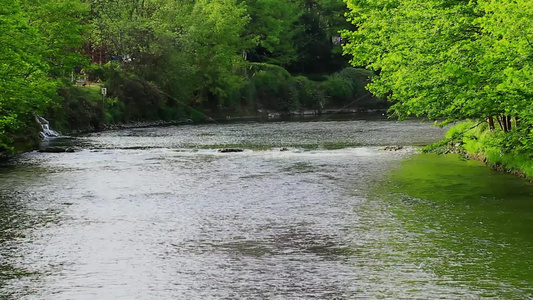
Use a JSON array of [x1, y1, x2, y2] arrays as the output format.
[[83, 43, 107, 65]]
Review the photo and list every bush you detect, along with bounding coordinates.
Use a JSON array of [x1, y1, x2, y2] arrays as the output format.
[[292, 76, 326, 110], [321, 75, 354, 106], [106, 69, 168, 122], [244, 63, 293, 112], [104, 97, 125, 124], [84, 64, 109, 82], [338, 67, 374, 95], [50, 86, 104, 132]]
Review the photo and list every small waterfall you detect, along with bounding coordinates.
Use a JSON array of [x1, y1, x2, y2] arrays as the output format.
[[35, 114, 60, 139]]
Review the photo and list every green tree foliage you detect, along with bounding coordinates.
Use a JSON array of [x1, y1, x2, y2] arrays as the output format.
[[240, 0, 354, 73], [88, 0, 358, 108], [177, 0, 249, 99], [289, 0, 354, 73], [240, 0, 301, 66], [0, 0, 87, 150], [23, 0, 88, 77], [239, 64, 375, 113], [343, 0, 481, 121], [343, 0, 533, 153], [90, 0, 249, 103], [87, 0, 156, 63]]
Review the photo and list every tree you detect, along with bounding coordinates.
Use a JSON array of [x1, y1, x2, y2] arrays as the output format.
[[343, 0, 533, 151], [150, 0, 249, 106], [343, 1, 489, 120], [289, 0, 353, 74], [476, 0, 533, 133], [87, 0, 157, 64], [240, 0, 301, 66], [0, 0, 87, 150], [241, 0, 354, 73], [23, 0, 88, 77]]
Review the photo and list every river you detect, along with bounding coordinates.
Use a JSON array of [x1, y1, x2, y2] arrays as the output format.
[[0, 116, 532, 299]]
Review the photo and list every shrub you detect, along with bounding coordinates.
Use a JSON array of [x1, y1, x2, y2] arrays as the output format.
[[321, 75, 354, 106], [292, 76, 326, 110]]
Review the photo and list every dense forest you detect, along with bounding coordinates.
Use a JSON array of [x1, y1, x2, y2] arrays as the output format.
[[342, 0, 533, 175], [1, 0, 385, 152]]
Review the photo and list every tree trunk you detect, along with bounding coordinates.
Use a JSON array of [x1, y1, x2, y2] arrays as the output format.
[[506, 115, 512, 131], [497, 116, 505, 131], [487, 116, 495, 131]]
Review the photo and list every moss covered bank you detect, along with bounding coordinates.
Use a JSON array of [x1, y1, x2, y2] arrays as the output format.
[[425, 121, 533, 180]]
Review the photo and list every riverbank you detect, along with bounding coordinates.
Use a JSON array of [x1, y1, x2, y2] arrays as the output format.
[[0, 110, 392, 159], [29, 65, 386, 142], [0, 63, 388, 154], [425, 121, 533, 180]]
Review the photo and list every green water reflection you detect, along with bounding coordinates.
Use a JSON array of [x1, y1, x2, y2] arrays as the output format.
[[378, 153, 533, 297]]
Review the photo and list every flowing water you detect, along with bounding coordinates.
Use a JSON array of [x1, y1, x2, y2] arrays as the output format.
[[0, 117, 532, 299]]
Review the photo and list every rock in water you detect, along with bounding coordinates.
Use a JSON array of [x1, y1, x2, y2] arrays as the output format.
[[39, 147, 79, 153], [218, 148, 245, 153], [379, 146, 403, 151]]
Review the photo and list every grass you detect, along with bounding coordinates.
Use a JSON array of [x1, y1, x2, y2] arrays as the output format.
[[426, 120, 533, 179], [71, 85, 103, 105]]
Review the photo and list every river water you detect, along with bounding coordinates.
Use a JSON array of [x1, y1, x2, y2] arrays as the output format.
[[0, 117, 532, 299]]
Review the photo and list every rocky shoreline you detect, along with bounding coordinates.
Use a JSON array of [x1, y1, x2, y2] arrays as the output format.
[[100, 119, 194, 131]]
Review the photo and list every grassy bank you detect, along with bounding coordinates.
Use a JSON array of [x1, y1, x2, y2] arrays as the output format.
[[425, 121, 533, 179]]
